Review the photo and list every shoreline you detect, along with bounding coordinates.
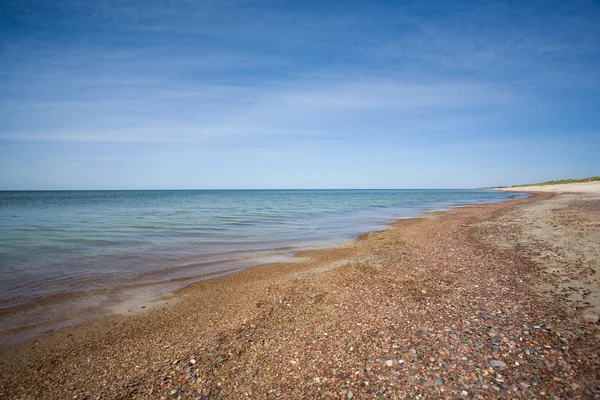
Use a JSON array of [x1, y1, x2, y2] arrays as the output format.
[[1, 190, 599, 398], [0, 193, 522, 351], [494, 180, 600, 193]]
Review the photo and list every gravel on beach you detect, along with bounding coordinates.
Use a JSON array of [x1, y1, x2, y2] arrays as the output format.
[[0, 191, 599, 399]]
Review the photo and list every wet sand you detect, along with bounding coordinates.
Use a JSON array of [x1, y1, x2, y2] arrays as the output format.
[[0, 190, 599, 399]]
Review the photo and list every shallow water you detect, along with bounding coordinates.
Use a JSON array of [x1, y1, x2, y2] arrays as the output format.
[[0, 189, 522, 310]]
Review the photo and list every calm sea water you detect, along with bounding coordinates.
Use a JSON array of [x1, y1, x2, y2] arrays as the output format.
[[0, 189, 521, 309]]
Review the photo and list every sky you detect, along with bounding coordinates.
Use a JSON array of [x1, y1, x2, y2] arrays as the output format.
[[1, 0, 599, 189]]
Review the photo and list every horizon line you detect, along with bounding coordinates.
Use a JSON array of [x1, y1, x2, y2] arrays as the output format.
[[0, 187, 492, 192]]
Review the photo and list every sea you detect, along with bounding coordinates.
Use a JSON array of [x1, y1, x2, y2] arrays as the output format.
[[0, 189, 522, 342]]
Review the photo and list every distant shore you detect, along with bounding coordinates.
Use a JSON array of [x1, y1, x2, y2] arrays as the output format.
[[1, 184, 599, 399], [495, 180, 600, 194]]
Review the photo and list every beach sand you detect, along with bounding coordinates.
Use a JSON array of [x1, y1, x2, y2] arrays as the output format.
[[0, 187, 599, 399], [496, 181, 600, 194]]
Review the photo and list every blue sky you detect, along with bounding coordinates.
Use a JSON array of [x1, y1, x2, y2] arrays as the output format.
[[1, 0, 599, 189]]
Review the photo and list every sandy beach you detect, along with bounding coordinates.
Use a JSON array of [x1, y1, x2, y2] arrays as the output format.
[[1, 186, 599, 399], [496, 181, 600, 194]]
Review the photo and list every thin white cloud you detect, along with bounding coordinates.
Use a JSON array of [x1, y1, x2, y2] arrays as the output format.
[[1, 74, 526, 143], [1, 0, 598, 167]]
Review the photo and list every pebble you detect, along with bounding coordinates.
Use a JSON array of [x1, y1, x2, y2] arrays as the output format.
[[4, 194, 599, 400]]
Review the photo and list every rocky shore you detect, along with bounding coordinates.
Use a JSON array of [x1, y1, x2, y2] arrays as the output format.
[[1, 189, 599, 399]]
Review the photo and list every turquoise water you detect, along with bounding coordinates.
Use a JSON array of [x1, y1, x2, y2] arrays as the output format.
[[0, 189, 521, 308]]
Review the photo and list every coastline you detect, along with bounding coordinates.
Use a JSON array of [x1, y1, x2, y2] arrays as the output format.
[[495, 180, 600, 193], [1, 189, 599, 398], [0, 192, 520, 351]]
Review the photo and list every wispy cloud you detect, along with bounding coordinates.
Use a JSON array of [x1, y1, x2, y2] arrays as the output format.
[[1, 0, 599, 188], [1, 75, 525, 143]]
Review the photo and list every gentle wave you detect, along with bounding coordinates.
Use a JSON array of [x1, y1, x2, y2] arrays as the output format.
[[0, 189, 524, 309]]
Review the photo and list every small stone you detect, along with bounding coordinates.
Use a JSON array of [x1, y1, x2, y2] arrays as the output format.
[[347, 391, 354, 399], [435, 378, 443, 386], [385, 359, 394, 367], [490, 360, 506, 368]]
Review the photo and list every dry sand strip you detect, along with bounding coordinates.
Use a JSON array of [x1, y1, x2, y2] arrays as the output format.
[[490, 182, 600, 328], [496, 180, 600, 194], [1, 191, 599, 399]]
